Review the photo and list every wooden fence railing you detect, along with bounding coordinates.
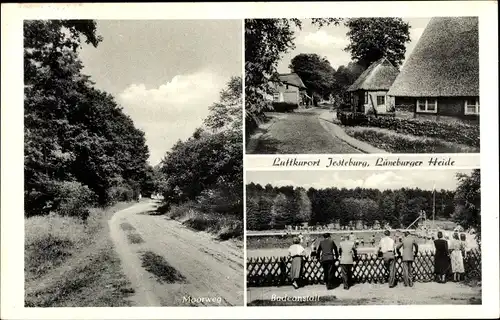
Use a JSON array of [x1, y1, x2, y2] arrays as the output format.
[[247, 249, 481, 287]]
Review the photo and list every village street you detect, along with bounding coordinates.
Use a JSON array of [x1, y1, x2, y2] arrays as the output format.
[[246, 108, 369, 154], [108, 200, 244, 306]]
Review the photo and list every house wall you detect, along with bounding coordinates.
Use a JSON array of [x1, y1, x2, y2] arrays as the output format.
[[394, 96, 480, 123], [276, 84, 300, 104], [351, 90, 394, 114]]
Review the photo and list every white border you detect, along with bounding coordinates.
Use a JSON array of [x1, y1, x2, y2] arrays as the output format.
[[1, 2, 498, 319]]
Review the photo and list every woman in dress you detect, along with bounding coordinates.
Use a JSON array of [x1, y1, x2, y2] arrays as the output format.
[[449, 232, 465, 282], [434, 231, 450, 283], [288, 236, 305, 289]]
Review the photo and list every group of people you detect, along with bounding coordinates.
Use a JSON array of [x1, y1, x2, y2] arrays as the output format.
[[287, 229, 470, 290]]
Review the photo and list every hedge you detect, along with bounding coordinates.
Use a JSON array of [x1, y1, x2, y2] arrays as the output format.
[[337, 111, 479, 147], [272, 102, 298, 113]]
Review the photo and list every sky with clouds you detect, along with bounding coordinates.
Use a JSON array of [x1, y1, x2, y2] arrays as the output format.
[[277, 18, 431, 73], [79, 20, 242, 165], [246, 170, 473, 191]]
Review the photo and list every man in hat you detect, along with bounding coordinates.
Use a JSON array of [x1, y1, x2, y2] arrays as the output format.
[[378, 230, 396, 287], [396, 231, 419, 287], [316, 233, 339, 289], [339, 235, 357, 289]]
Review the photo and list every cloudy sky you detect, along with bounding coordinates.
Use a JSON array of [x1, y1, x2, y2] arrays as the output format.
[[79, 20, 242, 165], [277, 18, 431, 73], [246, 170, 474, 191]]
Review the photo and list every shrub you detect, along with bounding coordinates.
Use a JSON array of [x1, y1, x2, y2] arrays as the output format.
[[50, 181, 96, 219], [271, 102, 298, 113], [344, 127, 479, 153], [107, 184, 135, 203], [196, 189, 242, 217], [364, 116, 480, 147], [337, 111, 368, 126]]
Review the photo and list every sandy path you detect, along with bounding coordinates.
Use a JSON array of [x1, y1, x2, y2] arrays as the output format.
[[108, 200, 244, 306], [248, 282, 481, 305]]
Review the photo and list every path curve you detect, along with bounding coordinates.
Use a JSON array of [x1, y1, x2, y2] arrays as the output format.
[[108, 200, 244, 306]]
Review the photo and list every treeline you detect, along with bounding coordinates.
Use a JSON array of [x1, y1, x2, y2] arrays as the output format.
[[156, 77, 243, 238], [246, 183, 456, 231], [24, 20, 152, 218]]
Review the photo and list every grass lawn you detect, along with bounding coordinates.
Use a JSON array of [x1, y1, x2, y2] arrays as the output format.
[[250, 110, 360, 154], [343, 126, 479, 153], [25, 202, 136, 307]]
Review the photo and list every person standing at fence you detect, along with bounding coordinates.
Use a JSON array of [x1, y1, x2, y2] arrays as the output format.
[[288, 237, 305, 289], [449, 232, 465, 282], [316, 233, 339, 290], [378, 230, 396, 288], [434, 231, 450, 283], [396, 231, 419, 287], [339, 235, 357, 290]]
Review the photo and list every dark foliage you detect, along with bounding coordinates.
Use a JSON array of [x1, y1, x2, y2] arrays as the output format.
[[24, 20, 150, 217]]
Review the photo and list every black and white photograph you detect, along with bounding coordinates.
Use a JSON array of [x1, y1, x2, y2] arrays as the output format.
[[246, 169, 481, 306], [245, 17, 479, 154], [23, 19, 244, 307]]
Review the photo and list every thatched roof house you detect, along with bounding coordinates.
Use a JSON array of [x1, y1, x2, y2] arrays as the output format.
[[276, 73, 307, 90], [270, 73, 310, 106], [348, 57, 399, 92], [348, 57, 399, 114], [388, 17, 479, 122]]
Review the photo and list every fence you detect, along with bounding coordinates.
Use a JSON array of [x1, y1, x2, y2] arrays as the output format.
[[247, 249, 481, 287]]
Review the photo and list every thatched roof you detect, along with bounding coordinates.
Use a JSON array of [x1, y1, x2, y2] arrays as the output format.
[[274, 73, 307, 89], [348, 57, 399, 92], [388, 17, 479, 97]]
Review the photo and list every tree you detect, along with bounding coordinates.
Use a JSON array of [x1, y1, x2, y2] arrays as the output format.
[[272, 193, 299, 229], [289, 53, 336, 101], [245, 19, 342, 121], [331, 62, 366, 102], [159, 77, 243, 216], [24, 20, 150, 215], [204, 76, 242, 133], [453, 170, 481, 239], [344, 18, 411, 68], [294, 187, 312, 224]]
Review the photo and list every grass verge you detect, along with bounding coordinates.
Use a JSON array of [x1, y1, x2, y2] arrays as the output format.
[[164, 202, 243, 241], [25, 202, 135, 307], [140, 251, 187, 284], [343, 126, 478, 153], [127, 233, 144, 244]]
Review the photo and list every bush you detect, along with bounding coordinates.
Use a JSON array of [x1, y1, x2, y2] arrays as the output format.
[[344, 127, 478, 153], [365, 116, 480, 147], [50, 181, 96, 219], [337, 111, 480, 147], [272, 102, 298, 113], [107, 184, 135, 203], [337, 111, 368, 126], [196, 189, 242, 217]]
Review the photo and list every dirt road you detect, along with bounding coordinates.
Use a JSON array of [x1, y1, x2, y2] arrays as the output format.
[[108, 200, 244, 306]]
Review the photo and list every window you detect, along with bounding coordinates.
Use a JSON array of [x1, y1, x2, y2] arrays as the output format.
[[416, 99, 438, 113], [364, 92, 368, 104], [376, 95, 386, 106], [464, 98, 480, 115]]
